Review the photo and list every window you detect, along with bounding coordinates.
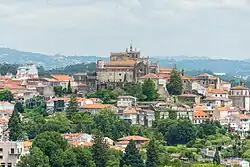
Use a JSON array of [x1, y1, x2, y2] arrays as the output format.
[[0, 156, 3, 159], [1, 163, 5, 167], [11, 148, 14, 154], [119, 73, 121, 76], [119, 79, 122, 82], [7, 163, 11, 167], [0, 148, 3, 152]]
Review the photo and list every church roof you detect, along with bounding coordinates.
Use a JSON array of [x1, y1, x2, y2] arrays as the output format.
[[105, 60, 136, 67]]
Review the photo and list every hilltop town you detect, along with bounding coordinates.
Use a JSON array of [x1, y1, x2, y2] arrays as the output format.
[[0, 45, 249, 167]]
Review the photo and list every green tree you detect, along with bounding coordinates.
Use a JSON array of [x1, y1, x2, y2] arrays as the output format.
[[53, 86, 63, 97], [17, 147, 50, 167], [14, 102, 24, 113], [142, 78, 158, 101], [92, 133, 108, 167], [213, 147, 221, 165], [72, 112, 94, 133], [70, 147, 95, 167], [146, 139, 160, 167], [0, 89, 14, 102], [8, 110, 23, 141], [166, 68, 183, 95], [66, 95, 79, 120], [120, 140, 144, 167], [67, 80, 72, 94], [32, 131, 68, 159], [165, 119, 196, 145]]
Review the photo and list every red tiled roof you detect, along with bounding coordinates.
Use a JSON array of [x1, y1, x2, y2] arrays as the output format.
[[194, 111, 208, 117], [231, 86, 249, 90], [82, 104, 112, 109], [123, 108, 137, 114], [51, 74, 73, 82], [105, 60, 136, 67], [117, 136, 150, 141]]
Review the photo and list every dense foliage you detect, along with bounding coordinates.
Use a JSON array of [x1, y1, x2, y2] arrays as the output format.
[[0, 89, 14, 102], [166, 68, 183, 95]]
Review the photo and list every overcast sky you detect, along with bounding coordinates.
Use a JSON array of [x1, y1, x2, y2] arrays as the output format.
[[0, 0, 250, 59]]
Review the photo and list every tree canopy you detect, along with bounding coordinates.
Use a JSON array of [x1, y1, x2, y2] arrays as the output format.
[[166, 68, 183, 95]]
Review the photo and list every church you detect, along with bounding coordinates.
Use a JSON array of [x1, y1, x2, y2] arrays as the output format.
[[96, 43, 158, 88]]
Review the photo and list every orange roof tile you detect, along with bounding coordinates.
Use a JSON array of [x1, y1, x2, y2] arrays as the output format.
[[159, 67, 172, 73], [194, 111, 208, 117], [231, 86, 249, 90], [232, 114, 250, 119], [105, 60, 136, 67], [207, 88, 227, 94], [123, 108, 137, 114], [24, 141, 32, 147], [117, 136, 150, 141], [82, 104, 112, 109], [199, 73, 212, 77], [51, 74, 73, 82]]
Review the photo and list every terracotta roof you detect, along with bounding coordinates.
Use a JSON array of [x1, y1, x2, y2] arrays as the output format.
[[123, 108, 137, 114], [232, 114, 250, 119], [117, 136, 150, 141], [207, 88, 227, 94], [156, 73, 170, 79], [24, 141, 32, 147], [139, 73, 160, 79], [159, 67, 172, 73], [51, 74, 73, 82], [116, 141, 130, 145], [105, 60, 136, 67], [216, 106, 231, 111], [231, 86, 249, 90], [82, 104, 112, 109], [194, 111, 208, 117]]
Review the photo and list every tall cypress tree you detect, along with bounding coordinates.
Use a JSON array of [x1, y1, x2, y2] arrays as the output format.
[[67, 80, 72, 94], [166, 68, 183, 95], [120, 140, 144, 167], [66, 95, 79, 120], [92, 133, 108, 167], [8, 110, 23, 141], [146, 139, 160, 167], [213, 147, 221, 165]]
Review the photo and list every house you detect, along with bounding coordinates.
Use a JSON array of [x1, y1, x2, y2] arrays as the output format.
[[46, 97, 70, 112], [45, 74, 75, 89], [36, 85, 55, 100], [16, 63, 38, 80], [116, 136, 150, 148], [0, 102, 14, 117], [81, 104, 117, 114], [23, 141, 32, 154], [0, 141, 24, 167], [193, 110, 209, 124], [0, 117, 9, 141], [229, 114, 250, 132], [206, 88, 228, 98], [224, 159, 249, 167], [229, 86, 250, 111], [119, 108, 137, 124], [117, 96, 137, 111]]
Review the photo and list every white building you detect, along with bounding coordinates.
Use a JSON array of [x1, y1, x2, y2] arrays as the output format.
[[16, 64, 38, 80], [229, 114, 250, 132], [117, 96, 137, 111], [0, 141, 24, 167]]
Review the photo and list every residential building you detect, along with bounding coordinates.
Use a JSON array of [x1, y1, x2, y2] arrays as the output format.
[[0, 141, 24, 167], [116, 136, 150, 148], [229, 86, 250, 111], [16, 63, 38, 80], [0, 102, 14, 117], [193, 110, 209, 124], [80, 104, 117, 114], [44, 74, 75, 89], [229, 114, 250, 132], [117, 96, 137, 111], [0, 117, 9, 141]]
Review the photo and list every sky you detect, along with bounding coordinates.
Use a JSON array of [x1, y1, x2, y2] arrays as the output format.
[[0, 0, 250, 59]]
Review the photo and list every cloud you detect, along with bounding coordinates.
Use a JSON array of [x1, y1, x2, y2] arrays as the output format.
[[0, 0, 249, 59]]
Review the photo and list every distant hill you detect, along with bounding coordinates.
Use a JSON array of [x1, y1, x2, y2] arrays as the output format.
[[0, 47, 250, 76], [0, 48, 107, 69]]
